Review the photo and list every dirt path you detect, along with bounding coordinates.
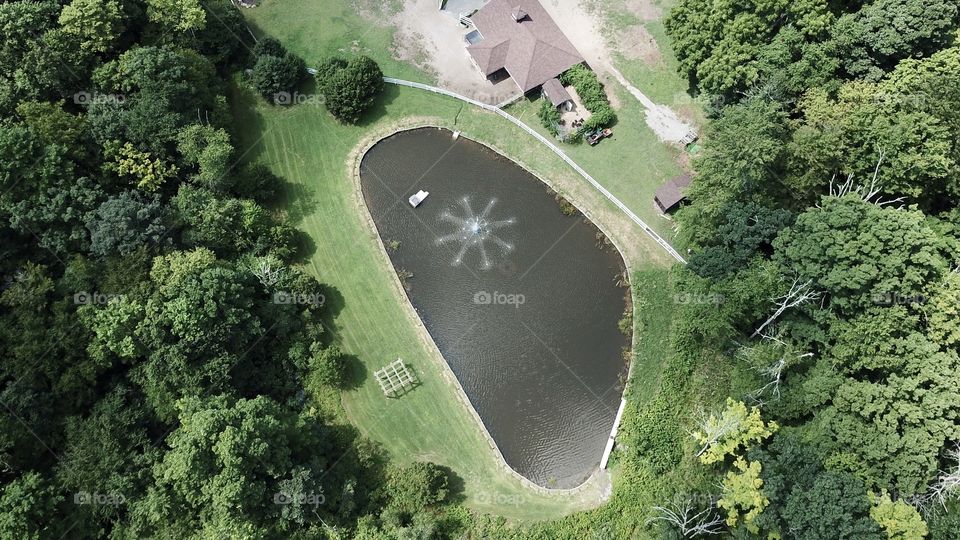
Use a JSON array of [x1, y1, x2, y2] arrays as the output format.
[[538, 0, 695, 144], [370, 0, 694, 143], [387, 0, 520, 105]]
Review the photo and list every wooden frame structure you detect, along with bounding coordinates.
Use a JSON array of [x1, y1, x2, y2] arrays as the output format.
[[374, 359, 417, 397]]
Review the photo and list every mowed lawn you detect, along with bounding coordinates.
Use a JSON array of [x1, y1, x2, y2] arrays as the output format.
[[234, 0, 689, 520], [231, 82, 669, 518], [242, 0, 698, 247], [505, 92, 686, 242]]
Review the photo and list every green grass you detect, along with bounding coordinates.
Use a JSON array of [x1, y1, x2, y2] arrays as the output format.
[[506, 93, 686, 243], [231, 79, 681, 519], [242, 0, 422, 82], [233, 0, 711, 523]]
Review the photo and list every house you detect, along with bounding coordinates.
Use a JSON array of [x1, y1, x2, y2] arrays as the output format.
[[654, 174, 692, 213], [464, 0, 584, 95]]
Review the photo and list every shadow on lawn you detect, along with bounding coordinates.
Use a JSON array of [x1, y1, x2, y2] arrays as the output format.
[[356, 82, 401, 128]]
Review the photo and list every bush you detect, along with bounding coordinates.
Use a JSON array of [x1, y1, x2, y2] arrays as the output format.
[[317, 55, 384, 124], [559, 64, 616, 131], [252, 53, 306, 102], [624, 396, 683, 474], [538, 99, 562, 137], [385, 462, 449, 513], [252, 37, 286, 58], [309, 345, 347, 388]]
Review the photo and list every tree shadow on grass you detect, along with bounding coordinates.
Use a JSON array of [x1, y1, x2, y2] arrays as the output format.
[[278, 179, 319, 227], [339, 352, 368, 391], [355, 82, 401, 128], [288, 229, 317, 264], [228, 76, 271, 165], [438, 465, 467, 506]]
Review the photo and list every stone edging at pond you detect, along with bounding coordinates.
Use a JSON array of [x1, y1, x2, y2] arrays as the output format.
[[346, 119, 629, 499]]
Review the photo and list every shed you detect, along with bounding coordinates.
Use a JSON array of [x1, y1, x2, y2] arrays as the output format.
[[542, 77, 573, 110], [654, 174, 692, 213]]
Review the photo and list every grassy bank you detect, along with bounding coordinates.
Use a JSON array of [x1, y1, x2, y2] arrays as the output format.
[[232, 0, 724, 526], [230, 79, 679, 518]]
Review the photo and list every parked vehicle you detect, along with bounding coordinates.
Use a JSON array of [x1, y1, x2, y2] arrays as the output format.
[[587, 128, 613, 146]]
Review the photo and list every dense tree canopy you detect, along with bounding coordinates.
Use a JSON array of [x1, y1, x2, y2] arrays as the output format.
[[0, 4, 455, 538], [670, 0, 960, 536]]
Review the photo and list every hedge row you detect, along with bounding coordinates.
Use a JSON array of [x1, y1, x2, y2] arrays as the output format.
[[559, 64, 616, 132]]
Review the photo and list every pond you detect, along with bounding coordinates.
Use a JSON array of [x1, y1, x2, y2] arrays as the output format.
[[359, 127, 630, 489]]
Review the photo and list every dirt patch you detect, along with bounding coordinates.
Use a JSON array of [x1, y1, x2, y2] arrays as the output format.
[[618, 24, 662, 66], [625, 0, 662, 22], [349, 0, 520, 104], [336, 39, 373, 57], [350, 0, 402, 21], [391, 29, 439, 79]]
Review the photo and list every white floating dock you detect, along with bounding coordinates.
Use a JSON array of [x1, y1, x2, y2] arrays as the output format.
[[409, 190, 429, 208]]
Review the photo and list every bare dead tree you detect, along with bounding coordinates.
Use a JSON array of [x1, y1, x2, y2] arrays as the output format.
[[691, 408, 743, 458], [737, 328, 811, 403], [911, 444, 960, 516], [751, 278, 821, 338], [754, 351, 813, 401], [822, 152, 907, 209], [250, 259, 284, 289], [647, 495, 725, 537]]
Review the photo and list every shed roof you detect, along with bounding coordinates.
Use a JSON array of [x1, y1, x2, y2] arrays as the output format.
[[466, 0, 584, 93], [654, 174, 692, 212], [541, 78, 572, 106]]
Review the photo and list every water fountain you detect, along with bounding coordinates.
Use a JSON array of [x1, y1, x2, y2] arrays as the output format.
[[359, 127, 629, 489], [436, 197, 515, 270]]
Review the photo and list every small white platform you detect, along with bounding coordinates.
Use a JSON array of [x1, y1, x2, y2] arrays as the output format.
[[409, 190, 429, 208]]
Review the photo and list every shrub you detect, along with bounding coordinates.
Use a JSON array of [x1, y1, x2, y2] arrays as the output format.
[[252, 53, 306, 102], [386, 461, 449, 513], [537, 99, 562, 137], [624, 396, 683, 474], [559, 64, 616, 131], [317, 55, 384, 124], [252, 37, 286, 58], [309, 344, 347, 388]]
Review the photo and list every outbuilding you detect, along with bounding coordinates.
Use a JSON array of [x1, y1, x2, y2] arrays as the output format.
[[654, 174, 692, 213]]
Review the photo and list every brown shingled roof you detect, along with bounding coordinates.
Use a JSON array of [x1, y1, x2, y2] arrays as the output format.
[[467, 0, 584, 93], [654, 174, 692, 213]]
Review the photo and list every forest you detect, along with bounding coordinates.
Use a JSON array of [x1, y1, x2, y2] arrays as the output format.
[[0, 0, 451, 538], [660, 0, 960, 537]]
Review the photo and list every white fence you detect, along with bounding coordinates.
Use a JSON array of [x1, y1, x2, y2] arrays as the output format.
[[383, 77, 687, 264]]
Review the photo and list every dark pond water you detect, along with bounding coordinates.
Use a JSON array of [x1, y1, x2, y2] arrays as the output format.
[[359, 128, 630, 488]]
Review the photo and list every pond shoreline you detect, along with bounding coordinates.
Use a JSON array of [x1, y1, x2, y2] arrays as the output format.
[[348, 120, 635, 494]]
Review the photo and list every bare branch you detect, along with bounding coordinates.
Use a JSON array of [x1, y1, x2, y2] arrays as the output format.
[[647, 495, 725, 537], [250, 259, 284, 289], [821, 152, 906, 208], [691, 408, 742, 458], [911, 443, 960, 516], [751, 278, 821, 338]]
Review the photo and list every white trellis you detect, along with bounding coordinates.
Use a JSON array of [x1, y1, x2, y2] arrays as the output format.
[[374, 359, 417, 397]]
